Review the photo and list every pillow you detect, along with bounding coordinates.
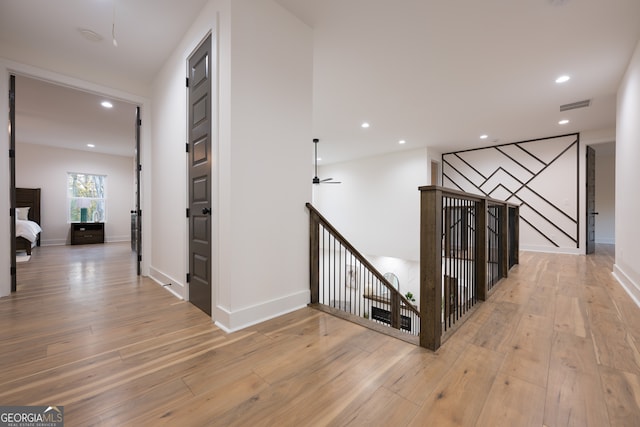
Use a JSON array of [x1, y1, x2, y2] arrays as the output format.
[[16, 207, 30, 221]]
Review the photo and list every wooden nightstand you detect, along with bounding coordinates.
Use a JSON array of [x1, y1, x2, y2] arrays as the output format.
[[70, 222, 105, 245]]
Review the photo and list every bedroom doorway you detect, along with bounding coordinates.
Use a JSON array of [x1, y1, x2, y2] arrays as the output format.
[[9, 73, 143, 289]]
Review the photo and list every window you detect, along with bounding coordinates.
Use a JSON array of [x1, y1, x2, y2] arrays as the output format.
[[67, 173, 106, 222]]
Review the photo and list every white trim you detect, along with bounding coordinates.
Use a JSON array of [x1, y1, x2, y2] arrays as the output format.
[[41, 239, 67, 247], [213, 290, 310, 333], [520, 246, 583, 255], [595, 238, 616, 244], [613, 264, 640, 308], [105, 235, 130, 243], [149, 266, 186, 300]]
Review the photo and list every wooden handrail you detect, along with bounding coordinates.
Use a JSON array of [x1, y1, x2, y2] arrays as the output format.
[[306, 203, 420, 317], [418, 185, 520, 207]]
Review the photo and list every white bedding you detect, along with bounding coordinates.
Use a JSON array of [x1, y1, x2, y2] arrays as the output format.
[[16, 219, 42, 243]]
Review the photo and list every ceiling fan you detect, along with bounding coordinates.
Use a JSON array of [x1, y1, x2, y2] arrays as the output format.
[[312, 138, 341, 184]]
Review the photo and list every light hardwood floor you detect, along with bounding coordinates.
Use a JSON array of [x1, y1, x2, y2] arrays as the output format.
[[2, 243, 640, 426]]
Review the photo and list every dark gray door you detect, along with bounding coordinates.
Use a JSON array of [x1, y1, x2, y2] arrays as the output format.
[[134, 106, 142, 275], [9, 75, 16, 292], [586, 146, 597, 254], [187, 35, 212, 315]]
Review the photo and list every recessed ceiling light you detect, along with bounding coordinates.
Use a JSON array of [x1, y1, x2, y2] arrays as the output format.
[[101, 101, 113, 109], [87, 144, 95, 148], [398, 140, 406, 145], [361, 122, 370, 128], [559, 119, 570, 125], [480, 134, 488, 139], [555, 75, 570, 83]]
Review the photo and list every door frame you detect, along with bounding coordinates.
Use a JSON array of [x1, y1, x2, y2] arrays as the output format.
[[9, 74, 16, 292], [2, 62, 152, 280]]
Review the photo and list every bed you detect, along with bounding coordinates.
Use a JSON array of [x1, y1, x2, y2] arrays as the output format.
[[15, 187, 42, 255]]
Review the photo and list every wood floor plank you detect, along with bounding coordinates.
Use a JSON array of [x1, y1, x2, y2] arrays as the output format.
[[407, 344, 505, 426], [599, 365, 640, 427], [475, 373, 546, 427], [3, 243, 640, 426], [544, 331, 610, 427], [590, 315, 640, 376], [554, 294, 588, 338]]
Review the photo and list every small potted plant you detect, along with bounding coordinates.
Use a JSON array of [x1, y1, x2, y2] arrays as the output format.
[[404, 292, 415, 303]]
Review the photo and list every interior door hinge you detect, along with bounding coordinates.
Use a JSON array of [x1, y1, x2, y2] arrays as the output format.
[[186, 77, 189, 88], [186, 273, 190, 283], [138, 209, 142, 217], [138, 255, 142, 262], [138, 164, 142, 172], [138, 119, 142, 126], [186, 208, 190, 218], [9, 149, 15, 158], [186, 143, 189, 153]]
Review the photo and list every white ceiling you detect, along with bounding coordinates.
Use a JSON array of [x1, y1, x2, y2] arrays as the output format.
[[2, 0, 639, 162], [1, 0, 209, 158], [14, 75, 138, 157]]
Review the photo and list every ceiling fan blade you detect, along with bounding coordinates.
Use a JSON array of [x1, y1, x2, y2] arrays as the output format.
[[320, 177, 334, 182]]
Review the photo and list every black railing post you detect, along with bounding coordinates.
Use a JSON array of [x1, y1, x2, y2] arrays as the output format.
[[419, 186, 443, 350]]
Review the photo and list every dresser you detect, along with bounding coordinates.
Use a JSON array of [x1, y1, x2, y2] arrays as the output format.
[[70, 222, 105, 245]]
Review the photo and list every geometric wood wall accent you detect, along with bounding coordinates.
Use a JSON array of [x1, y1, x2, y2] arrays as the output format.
[[443, 133, 579, 248]]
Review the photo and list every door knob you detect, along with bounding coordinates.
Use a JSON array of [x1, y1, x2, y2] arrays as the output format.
[[202, 207, 211, 215]]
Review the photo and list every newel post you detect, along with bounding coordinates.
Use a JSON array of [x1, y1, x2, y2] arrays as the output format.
[[499, 204, 509, 279], [419, 186, 443, 350], [476, 198, 488, 301], [308, 205, 320, 304]]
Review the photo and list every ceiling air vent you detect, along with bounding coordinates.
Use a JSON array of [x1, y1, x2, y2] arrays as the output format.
[[560, 99, 591, 112]]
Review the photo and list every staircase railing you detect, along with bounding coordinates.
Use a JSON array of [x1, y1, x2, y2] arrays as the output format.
[[306, 203, 420, 344], [307, 187, 518, 351], [419, 186, 519, 350]]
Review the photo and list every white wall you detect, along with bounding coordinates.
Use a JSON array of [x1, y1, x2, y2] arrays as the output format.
[[442, 135, 585, 254], [614, 40, 640, 305], [15, 143, 134, 245], [150, 0, 313, 331], [594, 144, 615, 244], [314, 147, 429, 261]]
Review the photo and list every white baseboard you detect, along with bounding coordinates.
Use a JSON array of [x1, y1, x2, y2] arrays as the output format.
[[213, 289, 310, 333], [105, 235, 130, 243], [596, 238, 615, 244], [41, 239, 67, 246], [149, 266, 186, 300], [613, 264, 640, 308], [520, 245, 583, 255]]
